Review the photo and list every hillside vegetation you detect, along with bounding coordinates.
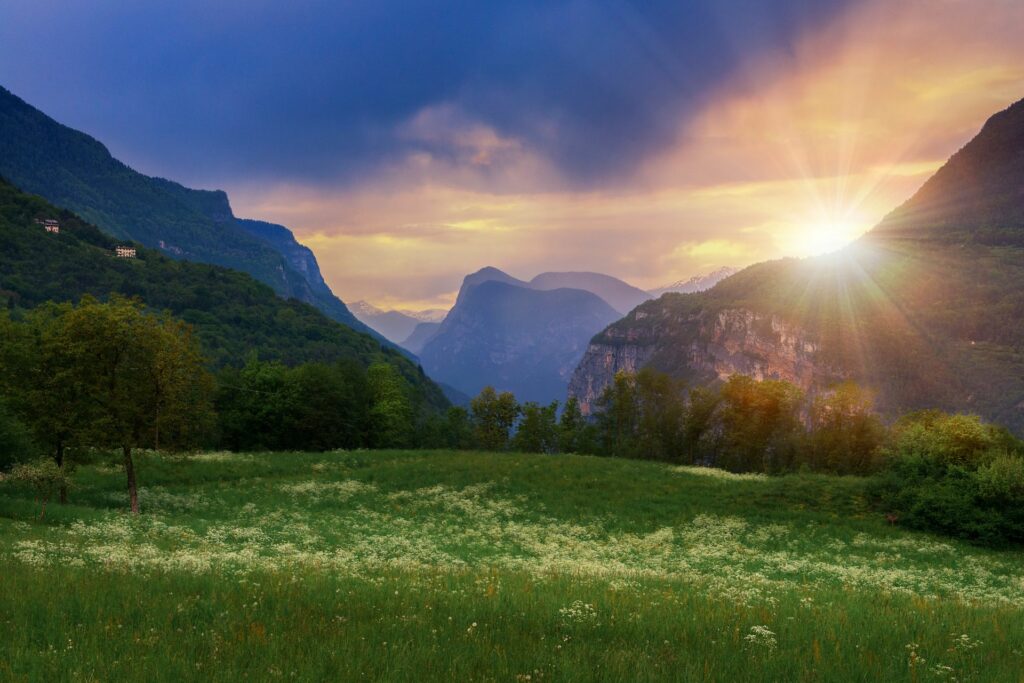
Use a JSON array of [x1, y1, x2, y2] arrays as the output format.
[[0, 177, 447, 412], [2, 450, 1022, 681], [0, 86, 372, 334]]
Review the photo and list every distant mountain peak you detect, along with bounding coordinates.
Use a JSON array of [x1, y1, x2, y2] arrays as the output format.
[[649, 266, 739, 297]]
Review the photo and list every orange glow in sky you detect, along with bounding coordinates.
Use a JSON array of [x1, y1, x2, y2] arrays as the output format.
[[231, 0, 1024, 310]]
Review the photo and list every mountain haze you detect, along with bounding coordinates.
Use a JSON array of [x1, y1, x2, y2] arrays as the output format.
[[529, 271, 650, 315], [419, 268, 621, 403], [349, 301, 423, 345]]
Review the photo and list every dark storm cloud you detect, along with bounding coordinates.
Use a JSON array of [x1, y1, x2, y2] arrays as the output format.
[[0, 0, 855, 187]]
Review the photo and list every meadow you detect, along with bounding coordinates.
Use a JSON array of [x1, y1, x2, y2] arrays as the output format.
[[1, 450, 1022, 681]]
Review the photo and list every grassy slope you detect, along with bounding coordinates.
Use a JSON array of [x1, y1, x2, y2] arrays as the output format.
[[2, 451, 1022, 681]]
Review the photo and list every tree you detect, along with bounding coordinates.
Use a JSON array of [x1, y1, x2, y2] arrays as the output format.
[[0, 304, 87, 500], [715, 375, 805, 473], [512, 401, 559, 453], [596, 371, 640, 458], [558, 397, 596, 454], [806, 382, 886, 474], [635, 368, 686, 461], [60, 296, 213, 514], [470, 387, 519, 451], [0, 398, 34, 472], [680, 386, 721, 465], [367, 363, 414, 448]]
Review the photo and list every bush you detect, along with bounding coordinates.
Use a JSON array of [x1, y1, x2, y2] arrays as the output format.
[[8, 457, 72, 519], [874, 413, 1024, 545]]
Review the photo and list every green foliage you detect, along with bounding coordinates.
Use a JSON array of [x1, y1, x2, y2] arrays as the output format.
[[215, 358, 371, 452], [710, 376, 805, 474], [596, 371, 640, 458], [874, 412, 1024, 545], [470, 387, 520, 451], [367, 363, 414, 448], [558, 397, 598, 454], [1, 297, 215, 513], [0, 399, 34, 471], [634, 368, 687, 461], [511, 401, 559, 454], [418, 406, 476, 450], [804, 382, 886, 475]]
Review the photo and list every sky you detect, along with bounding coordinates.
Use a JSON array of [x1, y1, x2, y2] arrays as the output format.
[[2, 0, 1023, 309]]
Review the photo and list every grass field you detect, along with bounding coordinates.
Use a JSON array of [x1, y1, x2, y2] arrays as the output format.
[[1, 450, 1022, 681]]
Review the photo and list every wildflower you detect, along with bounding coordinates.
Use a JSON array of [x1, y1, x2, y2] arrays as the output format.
[[744, 626, 777, 652]]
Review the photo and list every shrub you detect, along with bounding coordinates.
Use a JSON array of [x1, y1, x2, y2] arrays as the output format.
[[8, 457, 72, 519], [874, 412, 1024, 545]]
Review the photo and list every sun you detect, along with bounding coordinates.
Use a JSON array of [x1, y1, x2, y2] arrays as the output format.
[[788, 213, 869, 258]]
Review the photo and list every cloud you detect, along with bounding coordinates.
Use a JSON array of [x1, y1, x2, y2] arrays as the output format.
[[231, 0, 1024, 307], [0, 0, 854, 187]]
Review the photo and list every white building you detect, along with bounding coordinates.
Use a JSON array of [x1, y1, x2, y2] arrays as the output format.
[[115, 246, 137, 259], [43, 219, 60, 234]]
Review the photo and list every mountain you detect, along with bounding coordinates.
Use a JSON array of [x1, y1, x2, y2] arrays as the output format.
[[570, 97, 1024, 432], [401, 322, 443, 354], [648, 266, 739, 297], [404, 308, 448, 323], [418, 268, 621, 403], [0, 177, 449, 414], [349, 301, 422, 345], [529, 271, 650, 315], [0, 85, 379, 339]]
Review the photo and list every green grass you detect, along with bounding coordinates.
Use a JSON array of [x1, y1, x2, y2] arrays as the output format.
[[1, 450, 1022, 681]]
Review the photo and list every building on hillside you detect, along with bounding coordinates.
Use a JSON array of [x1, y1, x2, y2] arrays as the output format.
[[115, 246, 137, 259], [43, 219, 60, 234]]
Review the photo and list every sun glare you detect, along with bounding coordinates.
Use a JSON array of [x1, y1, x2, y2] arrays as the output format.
[[785, 213, 869, 258]]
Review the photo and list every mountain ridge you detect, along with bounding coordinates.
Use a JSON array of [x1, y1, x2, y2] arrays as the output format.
[[0, 85, 381, 340]]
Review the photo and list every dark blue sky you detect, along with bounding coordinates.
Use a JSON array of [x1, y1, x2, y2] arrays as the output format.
[[0, 0, 854, 188]]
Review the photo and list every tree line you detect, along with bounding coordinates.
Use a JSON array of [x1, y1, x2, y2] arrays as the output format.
[[2, 298, 1022, 545], [0, 297, 431, 514]]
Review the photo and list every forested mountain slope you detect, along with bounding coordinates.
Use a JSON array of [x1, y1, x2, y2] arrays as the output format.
[[0, 178, 448, 413], [0, 85, 377, 338]]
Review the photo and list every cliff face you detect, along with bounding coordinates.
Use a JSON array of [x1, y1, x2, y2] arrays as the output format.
[[568, 305, 843, 413]]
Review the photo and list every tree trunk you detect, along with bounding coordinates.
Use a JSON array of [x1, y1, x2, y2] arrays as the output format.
[[39, 494, 48, 520], [56, 442, 68, 505], [123, 445, 139, 514]]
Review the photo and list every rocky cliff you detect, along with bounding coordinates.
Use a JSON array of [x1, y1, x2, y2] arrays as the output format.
[[568, 304, 843, 413]]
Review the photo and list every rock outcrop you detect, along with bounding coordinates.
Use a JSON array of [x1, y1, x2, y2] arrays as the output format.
[[569, 305, 844, 414]]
